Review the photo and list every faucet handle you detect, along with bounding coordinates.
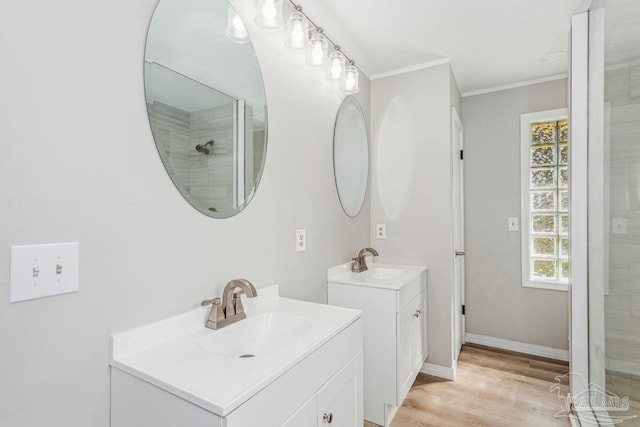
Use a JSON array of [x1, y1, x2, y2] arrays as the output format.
[[201, 297, 221, 307], [201, 297, 224, 324]]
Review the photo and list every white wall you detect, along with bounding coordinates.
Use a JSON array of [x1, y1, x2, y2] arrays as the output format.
[[461, 79, 569, 350], [0, 1, 370, 425], [370, 63, 459, 368]]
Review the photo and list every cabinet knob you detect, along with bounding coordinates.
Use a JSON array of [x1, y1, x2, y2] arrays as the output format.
[[323, 413, 333, 423], [414, 309, 421, 318]]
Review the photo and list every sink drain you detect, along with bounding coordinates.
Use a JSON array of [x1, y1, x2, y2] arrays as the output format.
[[239, 354, 255, 358]]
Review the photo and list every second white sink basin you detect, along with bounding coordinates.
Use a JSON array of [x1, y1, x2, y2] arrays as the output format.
[[328, 261, 426, 290], [200, 312, 312, 358], [361, 267, 404, 280]]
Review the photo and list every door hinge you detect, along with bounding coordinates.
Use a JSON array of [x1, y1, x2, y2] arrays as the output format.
[[460, 150, 464, 160], [462, 305, 466, 315]]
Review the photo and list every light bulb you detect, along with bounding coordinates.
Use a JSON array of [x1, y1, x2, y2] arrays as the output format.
[[311, 43, 323, 63], [226, 7, 248, 44], [291, 24, 304, 46], [256, 0, 283, 29], [342, 64, 359, 94], [286, 11, 308, 49], [327, 50, 345, 80], [306, 33, 327, 66]]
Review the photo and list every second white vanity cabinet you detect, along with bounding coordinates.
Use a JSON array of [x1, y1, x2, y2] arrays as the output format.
[[327, 263, 428, 427]]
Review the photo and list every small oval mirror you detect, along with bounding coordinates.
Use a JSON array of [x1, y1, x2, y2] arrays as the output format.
[[144, 0, 267, 218], [333, 96, 369, 217]]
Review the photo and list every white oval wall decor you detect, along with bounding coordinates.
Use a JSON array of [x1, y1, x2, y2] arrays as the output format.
[[377, 96, 415, 220]]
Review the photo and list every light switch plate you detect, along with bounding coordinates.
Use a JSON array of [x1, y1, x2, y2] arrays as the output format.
[[376, 224, 386, 239], [10, 242, 79, 303], [296, 230, 306, 252], [508, 217, 519, 232]]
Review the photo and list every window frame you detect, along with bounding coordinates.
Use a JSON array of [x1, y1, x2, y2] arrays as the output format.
[[520, 108, 569, 292]]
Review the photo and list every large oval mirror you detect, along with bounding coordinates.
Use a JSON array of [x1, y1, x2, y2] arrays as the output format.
[[144, 0, 267, 218], [334, 96, 369, 217]]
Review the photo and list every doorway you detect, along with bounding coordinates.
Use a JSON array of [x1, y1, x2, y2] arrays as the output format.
[[452, 106, 465, 360]]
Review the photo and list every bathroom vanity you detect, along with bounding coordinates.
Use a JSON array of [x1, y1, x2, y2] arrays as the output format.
[[328, 262, 428, 426], [110, 285, 363, 426]]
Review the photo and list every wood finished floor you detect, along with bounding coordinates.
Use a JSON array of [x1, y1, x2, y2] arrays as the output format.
[[364, 344, 571, 427]]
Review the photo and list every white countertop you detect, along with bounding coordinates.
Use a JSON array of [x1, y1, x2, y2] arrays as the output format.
[[109, 285, 361, 417], [327, 260, 427, 290]]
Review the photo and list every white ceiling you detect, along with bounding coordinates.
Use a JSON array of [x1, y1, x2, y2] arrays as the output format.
[[296, 0, 588, 94]]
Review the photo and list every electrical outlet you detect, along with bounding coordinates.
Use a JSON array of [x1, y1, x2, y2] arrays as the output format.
[[10, 242, 79, 303], [376, 224, 386, 239], [508, 217, 519, 232], [296, 229, 306, 252]]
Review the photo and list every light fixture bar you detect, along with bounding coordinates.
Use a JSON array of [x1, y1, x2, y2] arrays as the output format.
[[287, 0, 356, 68]]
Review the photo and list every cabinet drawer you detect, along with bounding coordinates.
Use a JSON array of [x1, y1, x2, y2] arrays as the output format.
[[396, 270, 427, 312]]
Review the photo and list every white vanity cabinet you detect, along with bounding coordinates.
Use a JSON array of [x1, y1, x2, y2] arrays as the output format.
[[327, 263, 427, 427]]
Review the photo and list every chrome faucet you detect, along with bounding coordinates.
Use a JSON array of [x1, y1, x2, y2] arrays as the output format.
[[352, 247, 379, 273], [201, 279, 257, 330]]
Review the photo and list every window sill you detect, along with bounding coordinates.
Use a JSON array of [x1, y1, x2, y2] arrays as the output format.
[[523, 281, 569, 292]]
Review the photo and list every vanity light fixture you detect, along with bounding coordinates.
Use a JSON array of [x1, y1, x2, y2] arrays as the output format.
[[258, 0, 359, 94], [285, 7, 308, 49], [256, 0, 284, 29], [226, 7, 249, 44]]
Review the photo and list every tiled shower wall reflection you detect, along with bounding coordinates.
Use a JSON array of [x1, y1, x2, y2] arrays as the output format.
[[147, 101, 234, 213], [604, 61, 640, 399]]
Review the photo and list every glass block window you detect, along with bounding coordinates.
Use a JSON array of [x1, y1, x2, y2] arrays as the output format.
[[521, 110, 569, 291]]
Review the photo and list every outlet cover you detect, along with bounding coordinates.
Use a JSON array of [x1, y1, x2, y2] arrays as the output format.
[[296, 230, 306, 252], [376, 224, 386, 239]]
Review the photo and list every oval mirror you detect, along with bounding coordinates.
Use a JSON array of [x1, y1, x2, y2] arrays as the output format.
[[333, 96, 369, 217], [144, 0, 267, 218]]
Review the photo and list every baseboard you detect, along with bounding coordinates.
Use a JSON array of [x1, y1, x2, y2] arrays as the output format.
[[606, 357, 640, 376], [465, 333, 569, 362], [420, 361, 457, 380]]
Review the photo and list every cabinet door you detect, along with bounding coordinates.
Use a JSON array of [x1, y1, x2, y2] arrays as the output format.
[[396, 293, 425, 405], [317, 356, 358, 427], [282, 395, 318, 427], [412, 290, 428, 375], [396, 299, 415, 405]]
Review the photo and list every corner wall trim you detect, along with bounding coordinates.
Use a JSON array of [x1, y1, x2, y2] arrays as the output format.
[[461, 73, 568, 98], [370, 58, 451, 80], [465, 333, 569, 362], [420, 361, 456, 380]]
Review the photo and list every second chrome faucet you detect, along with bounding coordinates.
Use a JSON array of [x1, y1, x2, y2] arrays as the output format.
[[352, 247, 379, 273], [201, 279, 257, 330]]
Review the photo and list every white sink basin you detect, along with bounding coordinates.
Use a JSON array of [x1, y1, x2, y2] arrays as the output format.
[[109, 285, 361, 417], [200, 312, 312, 358], [327, 261, 426, 290], [361, 267, 404, 280]]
